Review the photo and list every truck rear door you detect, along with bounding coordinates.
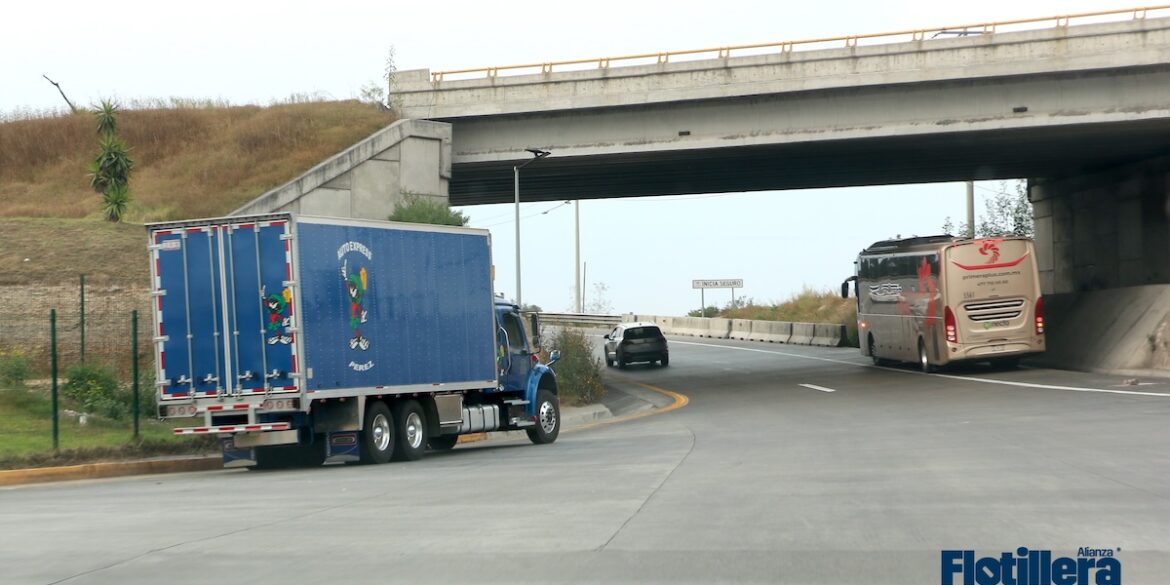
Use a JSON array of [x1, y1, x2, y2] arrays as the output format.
[[223, 218, 300, 396], [150, 217, 300, 404]]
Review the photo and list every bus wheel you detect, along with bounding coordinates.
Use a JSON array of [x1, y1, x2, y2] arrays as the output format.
[[918, 339, 936, 373], [869, 336, 883, 366]]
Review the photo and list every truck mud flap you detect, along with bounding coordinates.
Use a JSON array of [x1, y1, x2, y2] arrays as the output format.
[[221, 437, 256, 468], [326, 431, 360, 463]]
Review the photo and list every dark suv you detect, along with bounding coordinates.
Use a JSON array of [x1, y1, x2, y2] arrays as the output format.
[[604, 322, 669, 368]]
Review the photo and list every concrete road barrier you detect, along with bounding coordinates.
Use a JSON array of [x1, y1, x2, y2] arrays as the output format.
[[670, 317, 705, 337], [702, 318, 732, 339], [790, 322, 816, 345], [812, 323, 847, 347], [730, 319, 753, 340], [751, 321, 792, 343]]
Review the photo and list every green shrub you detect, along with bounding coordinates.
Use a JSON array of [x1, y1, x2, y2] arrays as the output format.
[[62, 363, 124, 419], [0, 349, 32, 387], [542, 328, 605, 406]]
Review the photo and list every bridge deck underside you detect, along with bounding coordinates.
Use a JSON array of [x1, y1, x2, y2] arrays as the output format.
[[449, 119, 1170, 206]]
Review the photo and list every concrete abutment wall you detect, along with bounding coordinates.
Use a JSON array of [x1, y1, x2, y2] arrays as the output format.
[[1031, 155, 1170, 374], [232, 119, 453, 220]]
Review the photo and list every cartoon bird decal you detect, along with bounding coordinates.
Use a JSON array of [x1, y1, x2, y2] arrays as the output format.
[[263, 288, 293, 345], [343, 262, 370, 351]]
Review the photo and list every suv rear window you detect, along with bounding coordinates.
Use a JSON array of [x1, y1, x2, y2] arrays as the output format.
[[624, 326, 662, 340]]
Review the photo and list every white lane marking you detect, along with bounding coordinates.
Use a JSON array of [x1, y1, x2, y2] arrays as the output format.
[[932, 373, 1170, 397], [671, 340, 1170, 398], [798, 383, 836, 393]]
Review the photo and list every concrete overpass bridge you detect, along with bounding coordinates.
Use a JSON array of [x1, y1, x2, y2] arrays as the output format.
[[239, 7, 1170, 374], [396, 7, 1170, 207]]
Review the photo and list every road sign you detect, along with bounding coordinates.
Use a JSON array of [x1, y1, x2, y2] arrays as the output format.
[[692, 279, 743, 289]]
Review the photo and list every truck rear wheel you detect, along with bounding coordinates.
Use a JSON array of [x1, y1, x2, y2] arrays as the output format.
[[391, 400, 427, 461], [360, 401, 395, 464], [526, 389, 560, 445]]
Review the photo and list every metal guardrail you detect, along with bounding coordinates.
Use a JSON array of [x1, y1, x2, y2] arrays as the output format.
[[538, 312, 624, 328], [431, 5, 1170, 82]]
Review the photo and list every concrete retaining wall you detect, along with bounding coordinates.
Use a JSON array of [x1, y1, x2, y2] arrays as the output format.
[[1036, 284, 1170, 375], [231, 119, 452, 221]]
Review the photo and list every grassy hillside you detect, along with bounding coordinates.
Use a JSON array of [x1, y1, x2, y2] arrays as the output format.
[[720, 288, 860, 346], [0, 218, 148, 286], [0, 100, 396, 287], [0, 100, 396, 222]]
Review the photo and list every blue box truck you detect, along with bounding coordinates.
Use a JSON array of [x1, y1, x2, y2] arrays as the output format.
[[146, 213, 561, 468]]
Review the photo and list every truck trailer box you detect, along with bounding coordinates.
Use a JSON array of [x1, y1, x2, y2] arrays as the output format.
[[148, 213, 497, 401], [146, 213, 560, 467]]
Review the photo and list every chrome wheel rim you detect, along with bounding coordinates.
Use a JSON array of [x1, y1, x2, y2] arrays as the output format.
[[538, 400, 557, 434], [372, 413, 391, 451], [405, 412, 424, 450]]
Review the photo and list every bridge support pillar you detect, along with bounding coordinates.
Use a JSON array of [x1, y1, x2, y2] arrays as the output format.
[[1029, 156, 1170, 374]]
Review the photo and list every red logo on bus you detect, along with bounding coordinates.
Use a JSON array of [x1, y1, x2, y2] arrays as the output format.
[[979, 240, 1001, 264]]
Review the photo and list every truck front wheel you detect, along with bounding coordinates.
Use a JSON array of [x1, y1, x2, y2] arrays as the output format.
[[391, 400, 427, 461], [526, 389, 561, 445], [360, 401, 395, 464]]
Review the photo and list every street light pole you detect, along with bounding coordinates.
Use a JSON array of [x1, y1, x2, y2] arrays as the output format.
[[513, 148, 550, 307], [574, 200, 582, 313]]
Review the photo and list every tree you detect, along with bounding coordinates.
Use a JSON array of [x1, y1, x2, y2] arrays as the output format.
[[943, 180, 1033, 238], [388, 192, 469, 226], [584, 282, 613, 314], [86, 100, 133, 222]]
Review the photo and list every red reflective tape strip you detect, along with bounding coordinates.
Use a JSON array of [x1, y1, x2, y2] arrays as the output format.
[[238, 223, 254, 230], [291, 355, 298, 372], [186, 227, 203, 233]]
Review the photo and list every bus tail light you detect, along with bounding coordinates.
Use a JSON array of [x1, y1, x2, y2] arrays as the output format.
[[944, 305, 957, 343], [1035, 296, 1045, 335]]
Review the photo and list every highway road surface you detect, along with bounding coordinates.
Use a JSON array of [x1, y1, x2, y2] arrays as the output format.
[[3, 337, 1169, 584]]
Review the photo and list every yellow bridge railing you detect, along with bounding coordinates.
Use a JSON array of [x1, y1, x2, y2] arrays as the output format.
[[430, 5, 1170, 83]]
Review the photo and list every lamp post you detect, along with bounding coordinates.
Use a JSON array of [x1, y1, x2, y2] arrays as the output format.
[[514, 148, 550, 307], [574, 200, 582, 313]]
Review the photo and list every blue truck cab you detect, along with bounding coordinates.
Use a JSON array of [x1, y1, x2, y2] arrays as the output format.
[[146, 213, 561, 468]]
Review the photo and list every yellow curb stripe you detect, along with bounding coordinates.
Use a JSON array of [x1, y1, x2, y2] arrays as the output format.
[[570, 382, 689, 432], [457, 432, 488, 444], [0, 455, 223, 487]]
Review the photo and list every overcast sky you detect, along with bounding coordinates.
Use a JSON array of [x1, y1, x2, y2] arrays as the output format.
[[2, 0, 1148, 315]]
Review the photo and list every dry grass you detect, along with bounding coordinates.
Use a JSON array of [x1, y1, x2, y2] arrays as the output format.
[[0, 218, 149, 286], [724, 287, 860, 346], [0, 100, 396, 222]]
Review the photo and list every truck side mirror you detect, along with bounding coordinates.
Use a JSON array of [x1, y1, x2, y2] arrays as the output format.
[[548, 350, 561, 365], [528, 313, 541, 349], [841, 281, 850, 299]]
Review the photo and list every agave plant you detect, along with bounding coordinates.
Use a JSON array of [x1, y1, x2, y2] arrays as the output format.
[[101, 184, 130, 222], [94, 100, 119, 136], [88, 134, 134, 193]]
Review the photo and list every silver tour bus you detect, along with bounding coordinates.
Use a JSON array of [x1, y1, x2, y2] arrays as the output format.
[[842, 235, 1045, 371]]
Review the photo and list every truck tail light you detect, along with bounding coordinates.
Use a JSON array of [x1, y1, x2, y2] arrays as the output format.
[[944, 305, 957, 343], [1035, 296, 1045, 335]]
